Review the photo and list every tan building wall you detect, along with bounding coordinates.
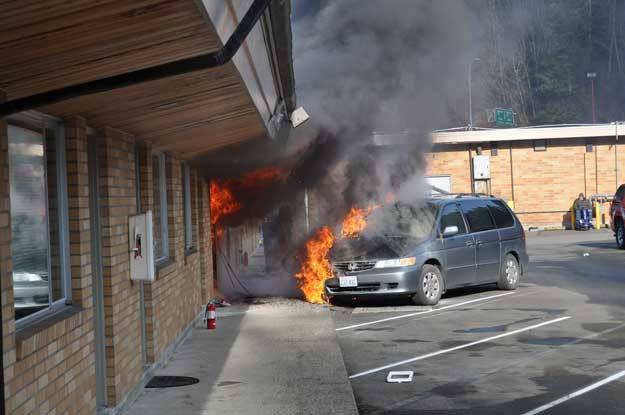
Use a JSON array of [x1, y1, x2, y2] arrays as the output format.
[[1, 113, 215, 414], [426, 138, 625, 228], [1, 116, 97, 414]]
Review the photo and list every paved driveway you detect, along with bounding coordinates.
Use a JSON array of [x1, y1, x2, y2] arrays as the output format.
[[332, 230, 625, 414]]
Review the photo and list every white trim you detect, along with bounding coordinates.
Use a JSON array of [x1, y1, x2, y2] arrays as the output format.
[[431, 123, 625, 145], [521, 368, 625, 415], [336, 292, 514, 331], [348, 316, 571, 379]]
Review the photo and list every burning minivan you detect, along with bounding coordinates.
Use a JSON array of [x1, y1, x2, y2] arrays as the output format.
[[324, 195, 528, 305]]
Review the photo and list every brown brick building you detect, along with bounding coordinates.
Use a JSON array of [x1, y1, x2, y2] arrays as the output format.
[[426, 125, 625, 228], [0, 1, 295, 414]]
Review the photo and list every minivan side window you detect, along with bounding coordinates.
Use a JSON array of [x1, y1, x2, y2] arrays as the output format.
[[439, 203, 467, 236], [459, 200, 496, 232], [487, 200, 515, 228]]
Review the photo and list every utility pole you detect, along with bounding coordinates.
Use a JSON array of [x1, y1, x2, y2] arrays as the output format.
[[468, 58, 480, 130], [587, 72, 597, 123]]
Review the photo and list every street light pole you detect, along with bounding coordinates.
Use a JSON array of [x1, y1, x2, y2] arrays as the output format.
[[587, 72, 597, 124], [468, 58, 480, 130]]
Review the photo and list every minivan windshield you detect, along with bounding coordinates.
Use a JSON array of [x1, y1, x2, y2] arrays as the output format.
[[363, 202, 438, 241]]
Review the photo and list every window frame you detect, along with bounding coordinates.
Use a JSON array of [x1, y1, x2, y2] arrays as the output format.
[[459, 200, 497, 233], [152, 151, 169, 264], [486, 200, 516, 229], [8, 111, 72, 328], [439, 202, 468, 237], [182, 162, 194, 253]]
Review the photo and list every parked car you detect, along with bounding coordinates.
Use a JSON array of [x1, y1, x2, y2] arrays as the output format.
[[13, 272, 49, 309], [325, 195, 529, 305], [611, 184, 625, 249]]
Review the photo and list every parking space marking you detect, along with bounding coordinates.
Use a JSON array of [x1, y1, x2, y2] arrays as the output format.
[[335, 292, 515, 331], [521, 368, 625, 415], [348, 316, 571, 379]]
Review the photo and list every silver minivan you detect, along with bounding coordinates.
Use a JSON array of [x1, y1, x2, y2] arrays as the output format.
[[325, 195, 529, 305]]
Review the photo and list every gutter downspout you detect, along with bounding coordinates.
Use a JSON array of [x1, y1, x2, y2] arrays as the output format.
[[0, 0, 273, 117]]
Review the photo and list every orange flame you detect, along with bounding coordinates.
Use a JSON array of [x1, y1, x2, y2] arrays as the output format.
[[210, 181, 241, 226], [209, 167, 287, 226], [341, 205, 380, 238], [296, 204, 382, 303], [295, 226, 336, 304]]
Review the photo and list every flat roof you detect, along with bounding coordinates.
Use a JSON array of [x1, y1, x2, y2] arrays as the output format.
[[431, 124, 625, 144]]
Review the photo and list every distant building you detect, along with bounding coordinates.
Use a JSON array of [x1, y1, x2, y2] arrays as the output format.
[[428, 125, 624, 228]]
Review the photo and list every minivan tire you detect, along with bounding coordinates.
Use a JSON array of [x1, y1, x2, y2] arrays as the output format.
[[616, 222, 625, 250], [412, 264, 443, 306], [498, 253, 520, 290]]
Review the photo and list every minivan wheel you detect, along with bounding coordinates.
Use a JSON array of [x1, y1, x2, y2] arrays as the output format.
[[412, 265, 442, 306], [616, 222, 625, 250], [498, 254, 520, 290]]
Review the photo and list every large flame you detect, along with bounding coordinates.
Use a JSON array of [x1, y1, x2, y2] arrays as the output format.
[[210, 181, 241, 226], [295, 226, 336, 304], [296, 204, 381, 303], [341, 205, 379, 238], [209, 167, 286, 226]]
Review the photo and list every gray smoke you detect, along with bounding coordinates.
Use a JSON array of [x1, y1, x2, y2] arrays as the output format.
[[294, 0, 480, 135], [291, 0, 481, 218], [218, 1, 487, 299]]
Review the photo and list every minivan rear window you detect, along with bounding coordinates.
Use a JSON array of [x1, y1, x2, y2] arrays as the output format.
[[487, 200, 515, 228], [459, 200, 496, 232]]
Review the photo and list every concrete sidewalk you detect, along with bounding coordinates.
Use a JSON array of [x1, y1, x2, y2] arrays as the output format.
[[124, 299, 358, 415]]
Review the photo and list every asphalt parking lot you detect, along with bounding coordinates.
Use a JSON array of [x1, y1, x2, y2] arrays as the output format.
[[331, 229, 625, 414]]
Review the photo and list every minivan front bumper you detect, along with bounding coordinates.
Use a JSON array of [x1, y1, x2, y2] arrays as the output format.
[[324, 266, 421, 298]]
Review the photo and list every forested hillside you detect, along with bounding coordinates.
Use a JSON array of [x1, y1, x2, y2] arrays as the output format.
[[470, 0, 625, 126]]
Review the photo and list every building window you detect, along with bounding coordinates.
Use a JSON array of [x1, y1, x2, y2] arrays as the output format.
[[586, 140, 594, 153], [182, 162, 195, 252], [8, 115, 71, 323], [152, 152, 168, 262], [533, 140, 547, 152]]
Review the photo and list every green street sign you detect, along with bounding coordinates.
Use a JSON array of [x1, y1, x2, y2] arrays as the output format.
[[495, 108, 515, 127]]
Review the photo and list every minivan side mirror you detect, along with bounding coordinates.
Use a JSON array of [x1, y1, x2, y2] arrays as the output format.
[[442, 226, 459, 237]]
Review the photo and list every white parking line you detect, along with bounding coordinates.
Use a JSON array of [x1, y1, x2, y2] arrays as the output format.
[[336, 292, 516, 331], [521, 368, 625, 415], [348, 316, 571, 379]]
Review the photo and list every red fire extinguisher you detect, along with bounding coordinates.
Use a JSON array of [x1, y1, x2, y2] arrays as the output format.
[[204, 303, 216, 330]]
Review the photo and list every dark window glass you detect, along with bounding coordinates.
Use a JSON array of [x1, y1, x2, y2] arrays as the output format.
[[460, 200, 496, 232], [439, 203, 467, 236], [487, 200, 515, 228]]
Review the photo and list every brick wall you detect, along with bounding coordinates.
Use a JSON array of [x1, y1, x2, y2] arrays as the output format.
[[198, 178, 214, 303], [426, 138, 625, 227], [1, 115, 97, 414], [146, 154, 203, 361], [1, 106, 216, 414], [98, 127, 143, 405]]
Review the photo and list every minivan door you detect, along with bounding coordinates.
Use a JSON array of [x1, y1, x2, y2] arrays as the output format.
[[439, 203, 476, 288], [460, 200, 501, 282]]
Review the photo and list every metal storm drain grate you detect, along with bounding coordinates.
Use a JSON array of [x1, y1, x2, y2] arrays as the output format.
[[145, 376, 200, 388]]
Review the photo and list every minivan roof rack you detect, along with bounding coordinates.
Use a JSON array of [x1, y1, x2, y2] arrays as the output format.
[[453, 193, 493, 198], [430, 192, 494, 198]]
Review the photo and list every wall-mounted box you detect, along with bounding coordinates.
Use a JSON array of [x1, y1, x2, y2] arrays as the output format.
[[473, 155, 491, 179], [129, 211, 155, 281]]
